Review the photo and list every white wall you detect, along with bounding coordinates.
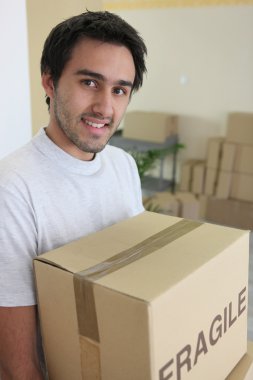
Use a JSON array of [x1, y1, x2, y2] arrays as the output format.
[[113, 6, 253, 178], [0, 0, 31, 159]]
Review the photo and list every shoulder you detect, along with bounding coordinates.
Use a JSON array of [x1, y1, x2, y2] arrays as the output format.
[[0, 133, 44, 189]]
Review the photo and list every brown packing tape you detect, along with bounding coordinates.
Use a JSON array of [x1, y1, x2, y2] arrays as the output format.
[[79, 336, 101, 380], [73, 219, 202, 343]]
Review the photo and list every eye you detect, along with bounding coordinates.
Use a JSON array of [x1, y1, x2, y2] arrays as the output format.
[[113, 87, 127, 96], [82, 79, 97, 87]]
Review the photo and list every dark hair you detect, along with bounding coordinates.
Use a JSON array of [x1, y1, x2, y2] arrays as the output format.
[[41, 10, 147, 107]]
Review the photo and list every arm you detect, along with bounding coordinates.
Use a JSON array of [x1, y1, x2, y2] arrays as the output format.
[[0, 306, 44, 380]]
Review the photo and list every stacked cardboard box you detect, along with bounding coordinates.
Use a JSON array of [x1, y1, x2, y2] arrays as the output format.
[[34, 212, 249, 380], [179, 159, 205, 194], [143, 191, 200, 220], [207, 112, 253, 228], [122, 111, 178, 143], [179, 112, 253, 229], [204, 137, 224, 195]]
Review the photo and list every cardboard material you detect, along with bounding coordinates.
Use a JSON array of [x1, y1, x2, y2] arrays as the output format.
[[176, 191, 200, 220], [198, 194, 209, 220], [204, 168, 218, 195], [231, 173, 253, 202], [206, 137, 224, 169], [235, 145, 253, 175], [226, 113, 253, 145], [179, 159, 202, 192], [143, 192, 179, 216], [226, 341, 253, 379], [220, 143, 236, 172], [122, 111, 178, 143], [34, 212, 249, 380], [216, 171, 232, 199], [192, 161, 206, 195], [144, 192, 200, 220], [205, 197, 253, 230]]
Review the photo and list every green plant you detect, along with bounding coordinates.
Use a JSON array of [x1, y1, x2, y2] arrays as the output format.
[[129, 143, 185, 180]]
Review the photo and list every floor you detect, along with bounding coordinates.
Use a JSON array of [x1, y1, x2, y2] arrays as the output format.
[[248, 233, 253, 340]]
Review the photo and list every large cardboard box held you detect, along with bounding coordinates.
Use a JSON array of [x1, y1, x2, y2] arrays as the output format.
[[122, 111, 178, 143], [34, 212, 249, 380], [226, 341, 253, 380]]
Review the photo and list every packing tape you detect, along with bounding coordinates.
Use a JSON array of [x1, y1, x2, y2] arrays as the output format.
[[74, 218, 202, 342]]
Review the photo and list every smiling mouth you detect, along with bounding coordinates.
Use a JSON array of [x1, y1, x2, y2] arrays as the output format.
[[81, 117, 110, 129]]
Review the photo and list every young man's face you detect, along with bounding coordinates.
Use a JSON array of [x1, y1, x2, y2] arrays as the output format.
[[43, 38, 136, 161]]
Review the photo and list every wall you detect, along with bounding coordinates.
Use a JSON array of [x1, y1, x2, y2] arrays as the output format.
[[26, 0, 103, 135], [108, 4, 253, 178], [0, 0, 32, 159], [25, 2, 253, 181]]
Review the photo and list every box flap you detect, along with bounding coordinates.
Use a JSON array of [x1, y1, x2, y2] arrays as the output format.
[[35, 212, 181, 272], [35, 212, 248, 301]]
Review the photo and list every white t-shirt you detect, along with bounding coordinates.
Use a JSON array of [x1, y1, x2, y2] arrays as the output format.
[[0, 129, 144, 306]]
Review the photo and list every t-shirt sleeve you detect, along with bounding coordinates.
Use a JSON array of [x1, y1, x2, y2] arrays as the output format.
[[0, 187, 38, 306]]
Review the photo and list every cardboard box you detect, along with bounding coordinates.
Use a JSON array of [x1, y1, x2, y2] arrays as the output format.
[[192, 161, 206, 195], [206, 137, 224, 169], [144, 192, 200, 220], [205, 197, 253, 230], [226, 113, 253, 145], [204, 168, 218, 195], [235, 145, 253, 175], [198, 194, 209, 219], [220, 143, 236, 172], [176, 191, 200, 220], [226, 341, 253, 379], [144, 192, 179, 216], [216, 171, 232, 199], [179, 159, 202, 192], [231, 173, 253, 202], [122, 111, 178, 143], [34, 212, 249, 380]]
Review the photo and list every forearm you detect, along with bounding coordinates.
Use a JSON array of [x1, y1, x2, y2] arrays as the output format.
[[0, 363, 45, 380], [0, 306, 46, 380]]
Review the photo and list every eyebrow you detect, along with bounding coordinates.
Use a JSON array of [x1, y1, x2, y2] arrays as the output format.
[[75, 69, 133, 89]]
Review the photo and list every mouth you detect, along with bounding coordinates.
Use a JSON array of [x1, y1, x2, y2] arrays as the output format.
[[81, 116, 111, 130]]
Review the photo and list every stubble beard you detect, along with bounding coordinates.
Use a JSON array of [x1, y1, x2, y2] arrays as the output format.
[[53, 93, 114, 154]]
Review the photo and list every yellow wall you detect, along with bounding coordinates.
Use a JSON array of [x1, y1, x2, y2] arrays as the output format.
[[108, 5, 253, 171], [26, 0, 102, 135], [104, 0, 253, 10]]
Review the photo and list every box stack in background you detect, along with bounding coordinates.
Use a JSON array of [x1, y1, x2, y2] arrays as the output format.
[[176, 112, 253, 230], [207, 112, 253, 229], [122, 111, 178, 143], [143, 191, 200, 220]]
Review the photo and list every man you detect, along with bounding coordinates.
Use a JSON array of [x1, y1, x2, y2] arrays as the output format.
[[0, 10, 147, 379]]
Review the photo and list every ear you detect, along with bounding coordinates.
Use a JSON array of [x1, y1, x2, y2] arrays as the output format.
[[41, 73, 55, 99]]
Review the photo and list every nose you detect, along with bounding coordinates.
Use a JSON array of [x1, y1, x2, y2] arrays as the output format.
[[91, 89, 113, 119]]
